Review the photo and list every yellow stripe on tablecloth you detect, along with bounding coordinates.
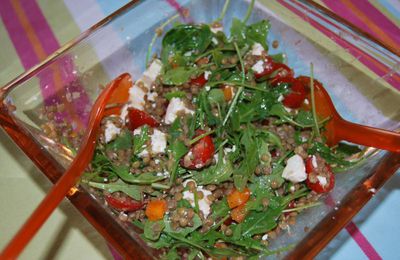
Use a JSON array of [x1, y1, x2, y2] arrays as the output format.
[[36, 0, 81, 45], [0, 19, 24, 86]]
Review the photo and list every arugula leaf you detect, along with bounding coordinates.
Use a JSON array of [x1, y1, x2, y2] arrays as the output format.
[[192, 152, 233, 185], [133, 126, 149, 156], [295, 110, 314, 126], [163, 67, 195, 85], [164, 214, 202, 237], [144, 233, 172, 249], [230, 19, 270, 49], [85, 179, 142, 201], [106, 130, 132, 150], [335, 142, 362, 156], [233, 129, 259, 190], [208, 89, 226, 105], [114, 166, 166, 184], [165, 91, 187, 100], [308, 142, 363, 171], [144, 220, 165, 241], [239, 207, 282, 237], [162, 24, 212, 64]]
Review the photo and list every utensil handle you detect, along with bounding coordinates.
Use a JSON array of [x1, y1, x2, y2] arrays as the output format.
[[0, 73, 130, 259], [337, 120, 400, 153]]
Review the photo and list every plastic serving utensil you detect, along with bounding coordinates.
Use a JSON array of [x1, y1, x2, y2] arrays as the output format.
[[0, 73, 132, 259], [304, 76, 400, 152]]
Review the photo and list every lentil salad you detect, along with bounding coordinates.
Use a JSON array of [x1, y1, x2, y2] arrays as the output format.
[[44, 1, 367, 259]]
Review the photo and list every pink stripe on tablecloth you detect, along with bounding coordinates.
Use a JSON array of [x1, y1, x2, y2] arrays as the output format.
[[20, 0, 60, 54], [323, 0, 400, 50], [0, 0, 39, 69], [278, 0, 400, 91], [322, 0, 375, 39], [345, 222, 382, 260]]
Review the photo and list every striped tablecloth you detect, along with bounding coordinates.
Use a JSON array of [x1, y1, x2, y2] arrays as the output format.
[[0, 1, 399, 259]]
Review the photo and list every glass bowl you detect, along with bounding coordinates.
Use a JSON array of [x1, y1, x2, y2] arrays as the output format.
[[1, 0, 399, 259]]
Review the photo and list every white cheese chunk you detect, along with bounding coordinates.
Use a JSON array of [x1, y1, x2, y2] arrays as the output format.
[[282, 155, 307, 183], [182, 185, 213, 217], [147, 91, 158, 102], [211, 26, 223, 34], [252, 43, 265, 56], [164, 97, 194, 124], [104, 120, 121, 143], [127, 59, 163, 111], [311, 155, 318, 168], [252, 60, 264, 74], [143, 59, 163, 82], [204, 71, 212, 80], [151, 129, 167, 154], [317, 176, 327, 187]]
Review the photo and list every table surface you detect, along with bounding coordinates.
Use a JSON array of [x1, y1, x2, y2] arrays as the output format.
[[1, 0, 400, 259]]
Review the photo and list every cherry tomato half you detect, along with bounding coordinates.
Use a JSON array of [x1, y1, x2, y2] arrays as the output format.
[[127, 108, 159, 130], [269, 63, 294, 85], [305, 156, 335, 193], [105, 193, 143, 212], [181, 130, 215, 170], [190, 73, 208, 87], [253, 56, 275, 80], [282, 79, 308, 109]]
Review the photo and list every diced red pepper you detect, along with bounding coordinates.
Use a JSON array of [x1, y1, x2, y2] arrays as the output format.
[[105, 193, 143, 212], [127, 108, 159, 130], [181, 130, 215, 170]]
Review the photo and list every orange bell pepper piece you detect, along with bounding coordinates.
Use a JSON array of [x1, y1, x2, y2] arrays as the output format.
[[231, 204, 247, 223], [145, 199, 167, 221], [227, 188, 250, 209]]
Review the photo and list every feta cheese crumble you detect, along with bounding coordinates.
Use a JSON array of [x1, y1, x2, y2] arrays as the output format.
[[252, 60, 264, 74], [182, 186, 213, 217], [104, 120, 121, 143], [210, 26, 223, 34], [282, 154, 307, 183], [251, 43, 265, 56], [164, 97, 194, 124], [151, 129, 167, 154], [127, 59, 163, 111], [317, 176, 327, 187], [204, 71, 212, 80]]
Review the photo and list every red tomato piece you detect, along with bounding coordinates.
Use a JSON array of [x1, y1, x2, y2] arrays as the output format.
[[181, 130, 215, 170], [305, 156, 335, 193], [190, 73, 208, 87], [282, 80, 308, 109], [269, 63, 294, 85], [127, 108, 159, 130], [104, 193, 143, 212], [253, 56, 275, 80]]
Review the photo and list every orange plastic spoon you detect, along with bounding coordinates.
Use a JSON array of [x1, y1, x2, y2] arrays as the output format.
[[299, 76, 400, 152], [0, 73, 132, 259]]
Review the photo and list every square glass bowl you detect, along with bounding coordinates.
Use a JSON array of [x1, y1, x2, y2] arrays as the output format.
[[1, 0, 400, 258]]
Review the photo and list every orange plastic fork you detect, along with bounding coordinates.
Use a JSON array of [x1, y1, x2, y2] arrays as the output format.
[[0, 73, 132, 259], [298, 76, 400, 152]]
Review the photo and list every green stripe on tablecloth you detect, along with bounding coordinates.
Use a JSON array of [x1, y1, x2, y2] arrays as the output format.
[[36, 0, 81, 45], [0, 19, 24, 86]]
